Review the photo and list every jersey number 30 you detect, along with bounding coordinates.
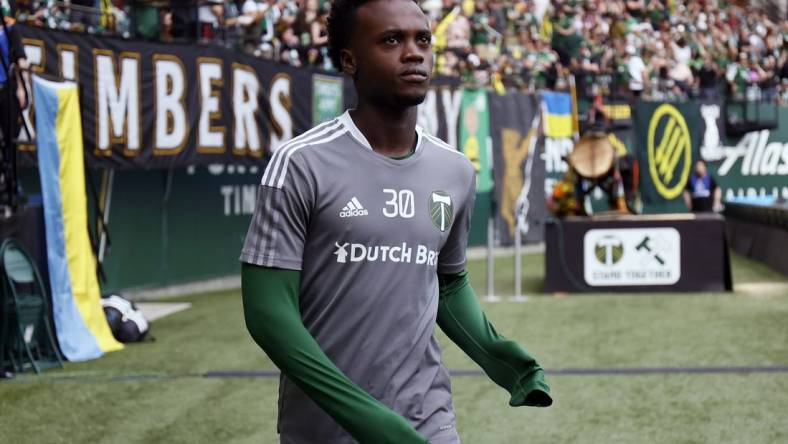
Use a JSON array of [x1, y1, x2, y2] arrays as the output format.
[[382, 189, 415, 219]]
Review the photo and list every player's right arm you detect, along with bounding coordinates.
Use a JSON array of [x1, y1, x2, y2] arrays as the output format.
[[240, 151, 426, 444], [242, 264, 427, 444]]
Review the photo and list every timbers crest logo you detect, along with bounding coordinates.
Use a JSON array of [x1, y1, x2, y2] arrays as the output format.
[[594, 235, 624, 266], [647, 104, 692, 199], [429, 191, 453, 232]]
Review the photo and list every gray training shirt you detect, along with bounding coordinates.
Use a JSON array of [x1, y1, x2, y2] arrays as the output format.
[[241, 111, 476, 444]]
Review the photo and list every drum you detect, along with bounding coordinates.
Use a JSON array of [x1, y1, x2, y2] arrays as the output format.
[[567, 133, 615, 179]]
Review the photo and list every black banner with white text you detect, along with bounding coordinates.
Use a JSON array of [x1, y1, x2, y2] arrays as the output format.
[[18, 25, 321, 168]]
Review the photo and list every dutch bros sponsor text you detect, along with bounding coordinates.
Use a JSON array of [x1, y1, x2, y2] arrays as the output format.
[[333, 242, 438, 266]]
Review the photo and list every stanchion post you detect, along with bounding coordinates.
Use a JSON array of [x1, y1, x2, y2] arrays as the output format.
[[484, 215, 499, 301], [98, 169, 115, 264], [512, 218, 529, 302], [514, 220, 521, 298]]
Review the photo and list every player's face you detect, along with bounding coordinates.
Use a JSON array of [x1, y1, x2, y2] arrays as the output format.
[[344, 0, 433, 109]]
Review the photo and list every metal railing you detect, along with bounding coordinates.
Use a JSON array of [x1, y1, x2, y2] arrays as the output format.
[[16, 1, 128, 37]]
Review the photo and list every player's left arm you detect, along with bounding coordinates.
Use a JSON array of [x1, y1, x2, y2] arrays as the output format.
[[436, 167, 552, 408], [437, 271, 551, 407]]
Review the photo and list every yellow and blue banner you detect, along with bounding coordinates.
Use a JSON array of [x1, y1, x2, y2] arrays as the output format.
[[540, 91, 573, 139], [34, 76, 123, 361]]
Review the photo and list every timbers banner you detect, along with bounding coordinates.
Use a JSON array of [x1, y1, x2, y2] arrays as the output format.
[[633, 100, 701, 212], [458, 89, 493, 193], [312, 74, 344, 125], [17, 25, 321, 168], [489, 92, 544, 244], [458, 89, 494, 245]]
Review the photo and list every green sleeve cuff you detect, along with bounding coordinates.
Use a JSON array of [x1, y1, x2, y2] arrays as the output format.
[[438, 271, 553, 409], [508, 368, 553, 407]]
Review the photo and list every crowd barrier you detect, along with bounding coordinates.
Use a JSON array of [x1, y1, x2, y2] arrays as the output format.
[[725, 200, 788, 275]]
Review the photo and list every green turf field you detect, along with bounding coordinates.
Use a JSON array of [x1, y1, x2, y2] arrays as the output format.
[[2, 252, 787, 444]]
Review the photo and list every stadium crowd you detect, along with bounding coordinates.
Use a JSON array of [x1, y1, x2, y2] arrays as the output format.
[[9, 0, 788, 101]]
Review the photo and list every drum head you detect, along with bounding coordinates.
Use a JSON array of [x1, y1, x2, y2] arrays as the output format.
[[568, 134, 615, 179]]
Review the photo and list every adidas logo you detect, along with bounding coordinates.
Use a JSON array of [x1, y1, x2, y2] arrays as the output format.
[[340, 197, 369, 218]]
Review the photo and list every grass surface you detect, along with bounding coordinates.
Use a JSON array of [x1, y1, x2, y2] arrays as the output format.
[[1, 252, 787, 443]]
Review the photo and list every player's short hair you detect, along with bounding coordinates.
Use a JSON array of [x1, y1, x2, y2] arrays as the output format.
[[327, 0, 418, 72]]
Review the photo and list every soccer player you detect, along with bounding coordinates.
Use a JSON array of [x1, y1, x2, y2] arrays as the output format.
[[240, 0, 552, 442]]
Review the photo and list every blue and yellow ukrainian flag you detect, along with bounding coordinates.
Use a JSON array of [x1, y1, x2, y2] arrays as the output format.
[[33, 76, 123, 361], [540, 91, 573, 139]]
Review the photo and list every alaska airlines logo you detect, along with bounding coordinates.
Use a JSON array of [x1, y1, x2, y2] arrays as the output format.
[[333, 241, 438, 266], [647, 104, 692, 199]]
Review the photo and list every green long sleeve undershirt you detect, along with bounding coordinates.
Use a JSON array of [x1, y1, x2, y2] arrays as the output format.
[[437, 271, 552, 407], [241, 264, 552, 443]]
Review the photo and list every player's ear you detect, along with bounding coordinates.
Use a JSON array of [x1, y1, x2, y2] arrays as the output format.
[[340, 49, 357, 75]]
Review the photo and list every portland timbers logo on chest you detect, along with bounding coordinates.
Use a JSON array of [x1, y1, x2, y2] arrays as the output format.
[[429, 191, 454, 232]]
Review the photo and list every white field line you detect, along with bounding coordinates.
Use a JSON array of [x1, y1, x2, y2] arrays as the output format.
[[735, 282, 788, 297], [466, 243, 545, 260], [136, 302, 192, 322]]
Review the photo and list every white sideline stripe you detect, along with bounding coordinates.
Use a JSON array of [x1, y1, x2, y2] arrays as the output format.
[[351, 197, 363, 209], [262, 119, 341, 186], [423, 133, 466, 158], [276, 128, 349, 188], [736, 282, 788, 296], [135, 302, 192, 322]]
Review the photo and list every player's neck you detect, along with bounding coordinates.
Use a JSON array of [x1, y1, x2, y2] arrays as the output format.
[[349, 103, 418, 158]]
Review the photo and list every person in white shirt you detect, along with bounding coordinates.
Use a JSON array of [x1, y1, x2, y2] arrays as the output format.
[[626, 45, 648, 97], [198, 0, 225, 41], [241, 0, 271, 54]]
